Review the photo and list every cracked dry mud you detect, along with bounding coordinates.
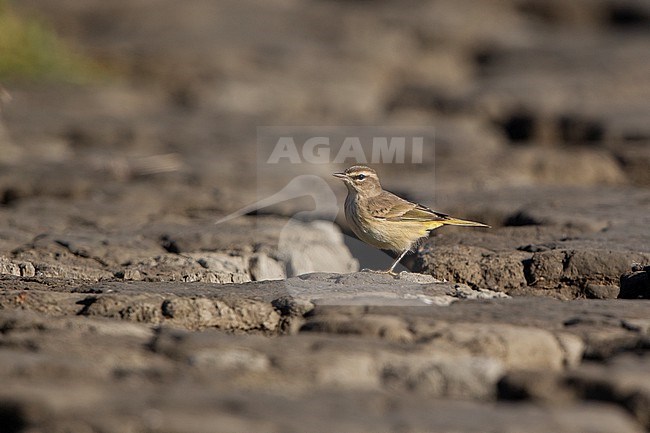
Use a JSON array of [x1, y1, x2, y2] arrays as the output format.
[[1, 0, 650, 432]]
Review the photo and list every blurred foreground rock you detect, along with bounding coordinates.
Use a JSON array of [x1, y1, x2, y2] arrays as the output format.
[[0, 273, 649, 432]]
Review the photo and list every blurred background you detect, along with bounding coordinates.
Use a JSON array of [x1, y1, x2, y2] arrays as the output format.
[[1, 0, 649, 228]]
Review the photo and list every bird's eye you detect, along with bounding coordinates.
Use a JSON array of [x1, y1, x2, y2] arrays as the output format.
[[355, 174, 366, 180]]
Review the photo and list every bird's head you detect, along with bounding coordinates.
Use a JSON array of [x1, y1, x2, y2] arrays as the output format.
[[333, 165, 382, 197]]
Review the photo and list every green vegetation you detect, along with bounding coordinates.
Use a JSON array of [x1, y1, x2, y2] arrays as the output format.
[[0, 1, 100, 83]]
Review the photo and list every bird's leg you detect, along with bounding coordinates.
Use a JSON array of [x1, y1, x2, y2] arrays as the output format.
[[359, 250, 410, 275], [387, 249, 410, 275]]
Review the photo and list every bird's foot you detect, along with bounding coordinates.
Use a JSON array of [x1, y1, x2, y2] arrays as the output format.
[[360, 268, 400, 278]]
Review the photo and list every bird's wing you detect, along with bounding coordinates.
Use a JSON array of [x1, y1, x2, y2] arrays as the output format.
[[368, 191, 449, 222]]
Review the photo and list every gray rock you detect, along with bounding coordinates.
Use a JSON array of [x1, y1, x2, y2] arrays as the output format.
[[249, 252, 286, 281], [422, 322, 574, 371], [619, 265, 650, 299], [1, 277, 650, 430], [500, 353, 650, 430], [416, 187, 650, 298], [123, 253, 251, 283], [567, 354, 650, 429], [284, 272, 507, 306], [417, 245, 528, 293], [3, 215, 356, 284], [585, 283, 620, 299], [0, 256, 35, 277], [145, 218, 358, 278]]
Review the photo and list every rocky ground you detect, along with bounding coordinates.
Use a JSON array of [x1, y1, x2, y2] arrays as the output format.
[[1, 0, 649, 432]]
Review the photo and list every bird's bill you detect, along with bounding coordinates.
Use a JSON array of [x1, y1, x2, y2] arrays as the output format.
[[332, 172, 347, 179]]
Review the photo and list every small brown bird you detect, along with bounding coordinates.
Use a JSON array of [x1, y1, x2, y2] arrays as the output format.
[[334, 165, 489, 274]]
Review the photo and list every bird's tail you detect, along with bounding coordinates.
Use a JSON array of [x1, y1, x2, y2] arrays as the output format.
[[441, 217, 490, 228]]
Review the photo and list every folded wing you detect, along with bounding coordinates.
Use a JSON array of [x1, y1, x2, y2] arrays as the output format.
[[369, 191, 489, 227], [368, 191, 449, 222]]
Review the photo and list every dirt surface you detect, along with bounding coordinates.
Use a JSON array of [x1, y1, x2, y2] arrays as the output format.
[[1, 0, 650, 432]]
